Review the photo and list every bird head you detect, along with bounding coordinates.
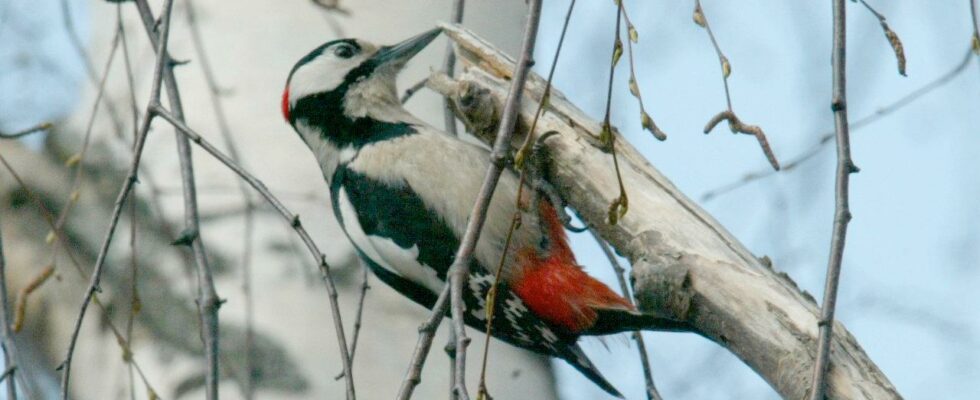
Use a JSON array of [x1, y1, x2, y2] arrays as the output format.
[[281, 28, 441, 130]]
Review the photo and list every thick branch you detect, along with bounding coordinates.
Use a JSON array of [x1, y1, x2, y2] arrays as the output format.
[[430, 24, 900, 400]]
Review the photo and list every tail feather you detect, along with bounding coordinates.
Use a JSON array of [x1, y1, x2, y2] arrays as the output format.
[[560, 344, 624, 398], [583, 307, 691, 335]]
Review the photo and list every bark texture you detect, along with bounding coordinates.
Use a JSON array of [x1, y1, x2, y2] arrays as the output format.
[[428, 23, 901, 400]]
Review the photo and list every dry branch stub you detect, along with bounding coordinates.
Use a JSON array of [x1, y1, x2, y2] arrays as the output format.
[[431, 23, 900, 400]]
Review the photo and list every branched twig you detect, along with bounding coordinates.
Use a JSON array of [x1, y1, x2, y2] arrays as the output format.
[[809, 1, 857, 398], [0, 123, 52, 139], [700, 49, 974, 201], [589, 229, 663, 400], [852, 0, 906, 76], [59, 1, 176, 397], [694, 0, 780, 171], [150, 107, 355, 398]]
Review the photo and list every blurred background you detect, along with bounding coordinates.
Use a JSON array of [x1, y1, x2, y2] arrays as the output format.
[[0, 0, 976, 399]]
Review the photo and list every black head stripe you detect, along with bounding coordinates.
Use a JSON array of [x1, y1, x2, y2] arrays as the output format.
[[287, 39, 362, 82]]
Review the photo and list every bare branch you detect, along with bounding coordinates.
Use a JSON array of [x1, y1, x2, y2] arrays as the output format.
[[150, 106, 355, 398], [808, 1, 857, 398], [694, 0, 780, 170]]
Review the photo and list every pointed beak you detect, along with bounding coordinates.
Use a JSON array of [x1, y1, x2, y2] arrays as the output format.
[[370, 28, 442, 69]]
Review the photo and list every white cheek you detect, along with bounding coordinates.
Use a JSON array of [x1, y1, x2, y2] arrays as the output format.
[[288, 54, 368, 103]]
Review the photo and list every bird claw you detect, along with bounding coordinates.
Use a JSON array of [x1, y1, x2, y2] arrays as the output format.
[[526, 131, 588, 233]]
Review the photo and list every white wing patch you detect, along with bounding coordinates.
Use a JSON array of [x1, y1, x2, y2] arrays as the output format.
[[368, 237, 444, 293], [468, 274, 496, 321], [336, 187, 444, 293]]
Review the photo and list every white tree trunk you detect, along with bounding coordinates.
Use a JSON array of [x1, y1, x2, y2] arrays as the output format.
[[429, 24, 902, 400]]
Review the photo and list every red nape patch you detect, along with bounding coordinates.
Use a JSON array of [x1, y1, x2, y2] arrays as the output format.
[[281, 87, 291, 122], [512, 257, 634, 334]]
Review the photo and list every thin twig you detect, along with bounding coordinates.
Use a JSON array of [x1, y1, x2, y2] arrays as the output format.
[[809, 1, 856, 399], [694, 0, 780, 171], [853, 0, 906, 76], [118, 6, 142, 400], [150, 106, 355, 398], [335, 265, 369, 380], [50, 22, 124, 273], [442, 0, 466, 136], [12, 265, 54, 332], [699, 49, 974, 202], [59, 1, 176, 397], [396, 285, 451, 400], [972, 0, 980, 57], [0, 209, 20, 400], [128, 1, 223, 398], [442, 2, 543, 398], [589, 229, 663, 400], [400, 77, 430, 104], [476, 1, 577, 396], [0, 123, 52, 139], [619, 2, 666, 141], [0, 155, 161, 399], [58, 0, 126, 137], [184, 0, 259, 395], [601, 0, 630, 225]]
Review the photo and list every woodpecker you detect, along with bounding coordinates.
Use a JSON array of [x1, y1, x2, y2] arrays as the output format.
[[282, 28, 684, 397]]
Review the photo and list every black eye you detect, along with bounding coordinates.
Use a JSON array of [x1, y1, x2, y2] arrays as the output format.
[[334, 44, 355, 59]]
